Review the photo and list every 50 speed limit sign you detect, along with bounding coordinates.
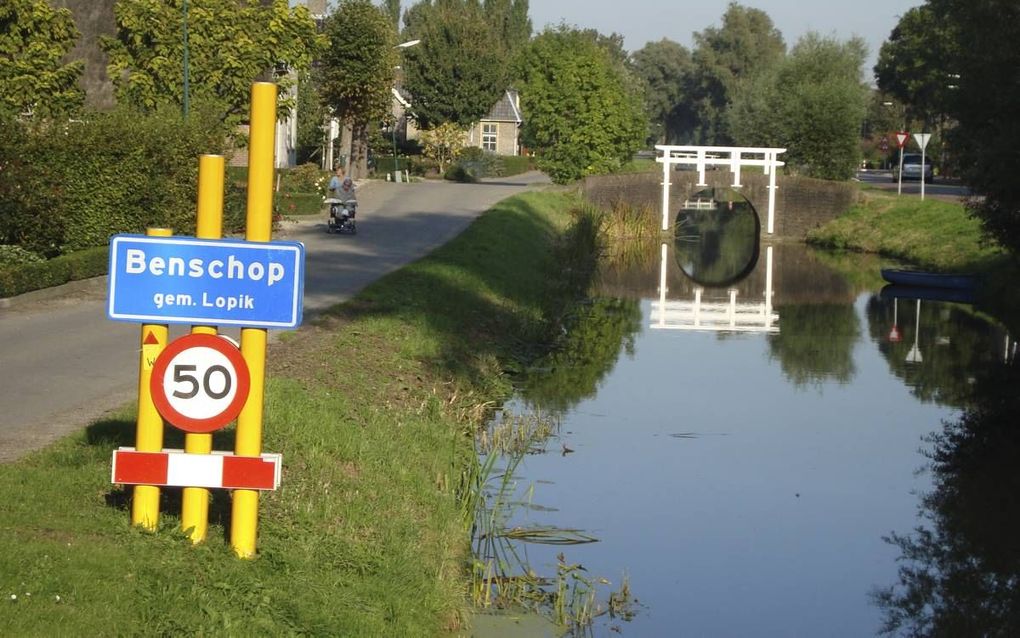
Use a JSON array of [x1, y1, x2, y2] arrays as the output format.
[[151, 334, 251, 433]]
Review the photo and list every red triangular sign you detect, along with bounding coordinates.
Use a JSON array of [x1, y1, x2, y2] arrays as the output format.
[[143, 331, 160, 345], [895, 132, 909, 148]]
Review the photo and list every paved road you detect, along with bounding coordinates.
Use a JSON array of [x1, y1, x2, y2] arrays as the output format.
[[856, 169, 972, 201], [0, 172, 550, 461]]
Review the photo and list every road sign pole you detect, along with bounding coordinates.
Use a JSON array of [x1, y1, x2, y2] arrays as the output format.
[[897, 147, 904, 196], [181, 154, 225, 543], [131, 227, 172, 531], [232, 82, 277, 559]]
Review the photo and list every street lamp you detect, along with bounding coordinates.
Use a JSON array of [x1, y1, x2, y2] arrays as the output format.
[[391, 39, 421, 182]]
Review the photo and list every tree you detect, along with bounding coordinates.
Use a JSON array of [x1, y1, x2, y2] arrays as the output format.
[[515, 26, 648, 184], [874, 5, 955, 131], [381, 0, 401, 31], [320, 0, 397, 177], [926, 0, 1020, 254], [100, 0, 321, 123], [729, 33, 869, 180], [483, 0, 531, 54], [0, 0, 84, 118], [630, 39, 693, 144], [419, 122, 466, 173], [685, 2, 785, 144], [402, 0, 506, 129]]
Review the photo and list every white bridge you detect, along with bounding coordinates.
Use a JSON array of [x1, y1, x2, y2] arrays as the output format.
[[651, 243, 778, 334], [656, 145, 786, 234]]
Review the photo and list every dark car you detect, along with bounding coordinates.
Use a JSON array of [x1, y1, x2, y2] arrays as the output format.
[[893, 153, 934, 182]]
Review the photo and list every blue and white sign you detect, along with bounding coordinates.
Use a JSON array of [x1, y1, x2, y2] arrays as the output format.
[[108, 234, 305, 328]]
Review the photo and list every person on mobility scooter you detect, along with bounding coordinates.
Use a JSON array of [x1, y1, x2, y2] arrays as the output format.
[[325, 171, 357, 234]]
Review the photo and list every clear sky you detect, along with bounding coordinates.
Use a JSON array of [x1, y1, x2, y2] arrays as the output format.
[[525, 0, 923, 78]]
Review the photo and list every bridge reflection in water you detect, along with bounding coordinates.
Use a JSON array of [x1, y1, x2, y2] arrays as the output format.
[[651, 186, 778, 334]]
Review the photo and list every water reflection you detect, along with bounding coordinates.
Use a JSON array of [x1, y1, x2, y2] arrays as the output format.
[[520, 298, 642, 414], [873, 358, 1020, 635], [674, 187, 760, 287], [866, 295, 1011, 409], [482, 227, 1018, 635]]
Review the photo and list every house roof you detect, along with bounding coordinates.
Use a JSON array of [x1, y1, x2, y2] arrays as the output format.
[[483, 90, 522, 124]]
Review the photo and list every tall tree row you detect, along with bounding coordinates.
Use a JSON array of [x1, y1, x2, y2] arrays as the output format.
[[320, 0, 397, 177]]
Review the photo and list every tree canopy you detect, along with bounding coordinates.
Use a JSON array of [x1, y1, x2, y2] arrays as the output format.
[[402, 0, 507, 129], [0, 0, 84, 118], [928, 0, 1020, 253], [100, 0, 321, 122], [320, 0, 397, 176], [686, 2, 785, 144], [874, 5, 955, 131], [515, 26, 648, 184], [729, 33, 869, 180], [630, 38, 693, 145]]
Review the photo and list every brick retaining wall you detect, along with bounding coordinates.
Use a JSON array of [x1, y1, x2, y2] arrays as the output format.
[[582, 170, 860, 240]]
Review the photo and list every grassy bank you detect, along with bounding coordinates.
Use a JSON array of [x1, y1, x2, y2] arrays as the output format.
[[0, 190, 585, 636], [806, 190, 1002, 271]]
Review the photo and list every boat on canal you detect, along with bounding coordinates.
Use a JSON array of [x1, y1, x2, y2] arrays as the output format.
[[880, 268, 978, 291]]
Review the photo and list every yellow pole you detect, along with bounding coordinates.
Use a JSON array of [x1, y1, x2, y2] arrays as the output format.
[[231, 82, 277, 558], [181, 154, 225, 543], [131, 227, 172, 530]]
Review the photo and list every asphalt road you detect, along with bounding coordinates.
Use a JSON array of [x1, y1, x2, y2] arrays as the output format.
[[856, 169, 973, 201], [0, 172, 550, 462]]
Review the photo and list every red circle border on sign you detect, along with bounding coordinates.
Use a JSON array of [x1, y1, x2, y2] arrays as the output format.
[[150, 333, 251, 434]]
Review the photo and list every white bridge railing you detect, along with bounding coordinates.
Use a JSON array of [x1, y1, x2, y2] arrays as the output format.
[[656, 145, 786, 234]]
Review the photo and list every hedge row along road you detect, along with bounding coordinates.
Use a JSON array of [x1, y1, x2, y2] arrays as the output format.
[[0, 172, 550, 462]]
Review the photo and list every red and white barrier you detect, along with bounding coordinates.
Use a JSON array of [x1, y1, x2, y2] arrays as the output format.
[[112, 448, 281, 491]]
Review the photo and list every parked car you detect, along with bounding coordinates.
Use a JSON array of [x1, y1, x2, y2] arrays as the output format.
[[893, 153, 934, 182]]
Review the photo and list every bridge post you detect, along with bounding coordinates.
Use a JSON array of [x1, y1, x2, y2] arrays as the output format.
[[661, 152, 671, 231]]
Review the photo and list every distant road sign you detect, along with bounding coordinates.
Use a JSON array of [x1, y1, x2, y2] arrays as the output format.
[[150, 334, 250, 433], [108, 235, 305, 328]]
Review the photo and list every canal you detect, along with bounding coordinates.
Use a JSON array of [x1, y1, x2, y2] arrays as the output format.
[[472, 191, 1018, 636]]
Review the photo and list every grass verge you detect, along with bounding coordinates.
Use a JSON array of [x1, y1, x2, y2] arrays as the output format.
[[805, 190, 1002, 271], [0, 190, 587, 636]]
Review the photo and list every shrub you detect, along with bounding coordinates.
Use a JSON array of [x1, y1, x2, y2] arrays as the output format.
[[0, 105, 230, 256], [0, 246, 107, 298], [0, 245, 45, 269]]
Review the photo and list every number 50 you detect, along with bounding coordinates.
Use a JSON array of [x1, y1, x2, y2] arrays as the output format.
[[172, 364, 232, 400]]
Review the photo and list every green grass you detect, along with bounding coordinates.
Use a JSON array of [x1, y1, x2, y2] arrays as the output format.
[[274, 191, 323, 216], [0, 190, 585, 636], [806, 190, 1002, 271]]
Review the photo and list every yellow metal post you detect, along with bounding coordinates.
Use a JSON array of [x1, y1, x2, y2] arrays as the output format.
[[131, 227, 172, 530], [231, 82, 277, 558], [181, 154, 225, 543]]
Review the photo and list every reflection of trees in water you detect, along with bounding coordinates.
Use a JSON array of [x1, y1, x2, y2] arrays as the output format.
[[766, 303, 860, 388], [520, 297, 642, 414], [674, 190, 760, 287], [873, 360, 1020, 636], [866, 295, 1005, 410]]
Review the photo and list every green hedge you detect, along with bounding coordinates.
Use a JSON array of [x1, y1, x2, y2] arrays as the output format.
[[0, 107, 230, 257], [0, 246, 108, 298]]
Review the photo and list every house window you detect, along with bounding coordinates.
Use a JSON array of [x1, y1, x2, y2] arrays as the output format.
[[482, 123, 498, 152]]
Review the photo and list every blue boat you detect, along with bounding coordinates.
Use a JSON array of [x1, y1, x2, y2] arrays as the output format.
[[880, 268, 978, 290]]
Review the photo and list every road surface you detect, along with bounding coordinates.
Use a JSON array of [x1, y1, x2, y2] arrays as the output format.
[[856, 169, 972, 201], [0, 172, 549, 462]]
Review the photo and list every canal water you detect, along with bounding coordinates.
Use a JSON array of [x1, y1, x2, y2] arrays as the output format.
[[474, 193, 1017, 636]]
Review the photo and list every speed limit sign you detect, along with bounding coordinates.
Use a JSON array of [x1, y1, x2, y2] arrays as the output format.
[[150, 334, 251, 433]]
